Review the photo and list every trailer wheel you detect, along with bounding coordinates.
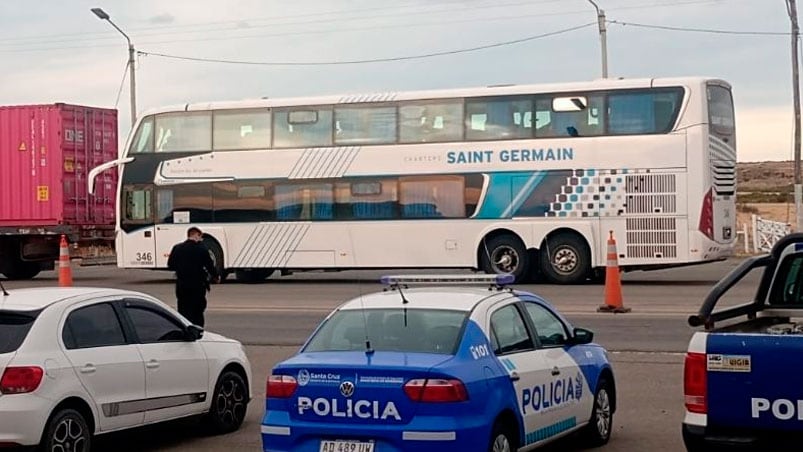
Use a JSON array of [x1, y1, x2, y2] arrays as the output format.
[[203, 237, 225, 284], [3, 260, 41, 280]]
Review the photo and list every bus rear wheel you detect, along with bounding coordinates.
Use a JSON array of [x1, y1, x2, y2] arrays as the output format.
[[479, 235, 529, 283], [539, 233, 591, 284]]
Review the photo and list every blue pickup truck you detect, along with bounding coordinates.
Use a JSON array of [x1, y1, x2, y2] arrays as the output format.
[[683, 234, 803, 450]]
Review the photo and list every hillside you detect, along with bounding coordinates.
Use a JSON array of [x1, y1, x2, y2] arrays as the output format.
[[738, 161, 794, 192]]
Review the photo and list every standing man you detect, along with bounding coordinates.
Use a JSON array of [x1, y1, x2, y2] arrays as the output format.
[[167, 227, 219, 327]]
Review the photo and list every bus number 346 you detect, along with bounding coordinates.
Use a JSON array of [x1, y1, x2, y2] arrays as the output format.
[[135, 252, 153, 263]]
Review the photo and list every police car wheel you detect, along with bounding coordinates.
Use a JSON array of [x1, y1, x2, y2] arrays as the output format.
[[40, 408, 91, 452], [206, 371, 248, 434], [583, 378, 613, 446], [488, 421, 516, 452]]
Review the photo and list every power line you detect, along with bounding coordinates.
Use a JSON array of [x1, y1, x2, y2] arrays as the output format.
[[137, 22, 595, 66], [0, 0, 734, 51], [608, 19, 791, 36]]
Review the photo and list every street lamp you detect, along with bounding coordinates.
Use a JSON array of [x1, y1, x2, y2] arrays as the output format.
[[91, 7, 137, 127], [586, 0, 609, 78]]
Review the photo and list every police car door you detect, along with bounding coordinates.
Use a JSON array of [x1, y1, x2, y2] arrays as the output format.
[[521, 299, 593, 433], [488, 302, 568, 446]]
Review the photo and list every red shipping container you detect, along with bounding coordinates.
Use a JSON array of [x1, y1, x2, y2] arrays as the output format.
[[0, 104, 118, 228]]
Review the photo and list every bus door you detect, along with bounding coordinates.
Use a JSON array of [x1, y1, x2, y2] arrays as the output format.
[[119, 185, 157, 268]]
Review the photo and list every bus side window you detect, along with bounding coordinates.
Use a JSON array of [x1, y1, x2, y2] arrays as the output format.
[[273, 108, 333, 148]]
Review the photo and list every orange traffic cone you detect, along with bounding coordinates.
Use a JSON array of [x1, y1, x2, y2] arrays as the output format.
[[598, 231, 630, 313], [58, 235, 73, 287]]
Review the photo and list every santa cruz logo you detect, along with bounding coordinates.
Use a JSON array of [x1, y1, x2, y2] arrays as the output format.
[[297, 369, 311, 386], [340, 381, 355, 398], [575, 372, 583, 399]]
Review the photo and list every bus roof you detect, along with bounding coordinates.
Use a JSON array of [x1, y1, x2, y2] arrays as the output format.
[[140, 76, 728, 117]]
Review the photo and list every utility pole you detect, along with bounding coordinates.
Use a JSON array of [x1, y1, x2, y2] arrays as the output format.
[[587, 0, 608, 78], [92, 8, 137, 127], [788, 0, 802, 230]]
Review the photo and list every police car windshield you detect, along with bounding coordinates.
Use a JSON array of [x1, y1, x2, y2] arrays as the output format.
[[304, 308, 467, 354]]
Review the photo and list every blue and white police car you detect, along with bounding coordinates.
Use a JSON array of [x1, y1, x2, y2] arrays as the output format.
[[261, 275, 616, 452]]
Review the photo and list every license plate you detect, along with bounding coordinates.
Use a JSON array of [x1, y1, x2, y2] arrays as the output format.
[[319, 440, 375, 452]]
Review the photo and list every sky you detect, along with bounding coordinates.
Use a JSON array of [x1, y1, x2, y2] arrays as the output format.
[[0, 0, 795, 162]]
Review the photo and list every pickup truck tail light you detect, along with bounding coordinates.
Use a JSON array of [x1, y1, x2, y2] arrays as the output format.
[[404, 378, 468, 402], [684, 352, 707, 413], [266, 375, 298, 398]]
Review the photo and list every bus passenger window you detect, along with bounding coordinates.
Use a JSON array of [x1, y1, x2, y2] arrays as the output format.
[[399, 176, 465, 218], [154, 113, 212, 152], [213, 110, 271, 150], [335, 106, 396, 145], [275, 184, 334, 220], [608, 89, 682, 135], [399, 101, 463, 143], [273, 108, 333, 148], [465, 97, 532, 141]]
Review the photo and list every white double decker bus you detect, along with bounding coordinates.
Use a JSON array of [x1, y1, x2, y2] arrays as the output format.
[[90, 77, 736, 284]]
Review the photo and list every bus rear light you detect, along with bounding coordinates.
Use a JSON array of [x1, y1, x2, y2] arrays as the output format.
[[699, 188, 714, 241], [404, 378, 468, 402], [266, 375, 298, 398], [684, 352, 707, 414]]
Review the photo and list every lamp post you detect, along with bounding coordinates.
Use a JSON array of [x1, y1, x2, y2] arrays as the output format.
[[586, 0, 609, 78], [91, 7, 137, 127]]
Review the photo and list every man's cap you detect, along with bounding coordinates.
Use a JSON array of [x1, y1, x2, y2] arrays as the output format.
[[187, 226, 203, 236]]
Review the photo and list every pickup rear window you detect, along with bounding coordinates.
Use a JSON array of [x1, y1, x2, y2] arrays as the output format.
[[0, 311, 38, 353], [304, 308, 467, 354]]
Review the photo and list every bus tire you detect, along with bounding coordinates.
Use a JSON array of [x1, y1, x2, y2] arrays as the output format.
[[479, 235, 529, 283], [203, 237, 225, 284], [235, 268, 274, 283], [539, 232, 591, 284]]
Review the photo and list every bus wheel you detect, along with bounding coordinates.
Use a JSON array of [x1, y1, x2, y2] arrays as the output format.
[[235, 269, 274, 283], [203, 237, 225, 284], [479, 235, 529, 283], [539, 233, 590, 284]]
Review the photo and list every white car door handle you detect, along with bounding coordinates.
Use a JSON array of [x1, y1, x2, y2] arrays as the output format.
[[145, 360, 160, 369], [80, 364, 96, 374], [551, 366, 561, 376], [509, 371, 521, 382]]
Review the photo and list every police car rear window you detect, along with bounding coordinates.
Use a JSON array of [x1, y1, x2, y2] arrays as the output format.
[[304, 308, 467, 354], [0, 311, 38, 354]]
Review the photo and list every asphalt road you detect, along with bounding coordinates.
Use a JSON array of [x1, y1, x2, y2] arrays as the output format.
[[2, 260, 760, 451]]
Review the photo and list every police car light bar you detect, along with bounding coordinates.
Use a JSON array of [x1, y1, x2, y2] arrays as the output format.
[[380, 274, 515, 286]]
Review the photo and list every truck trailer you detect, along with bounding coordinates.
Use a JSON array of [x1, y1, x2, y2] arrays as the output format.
[[0, 104, 117, 279]]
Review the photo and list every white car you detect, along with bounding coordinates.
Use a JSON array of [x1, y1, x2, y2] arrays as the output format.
[[0, 287, 251, 451]]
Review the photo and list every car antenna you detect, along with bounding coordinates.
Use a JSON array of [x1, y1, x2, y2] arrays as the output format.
[[395, 282, 410, 327], [349, 229, 373, 355], [357, 277, 374, 355], [0, 279, 8, 297]]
